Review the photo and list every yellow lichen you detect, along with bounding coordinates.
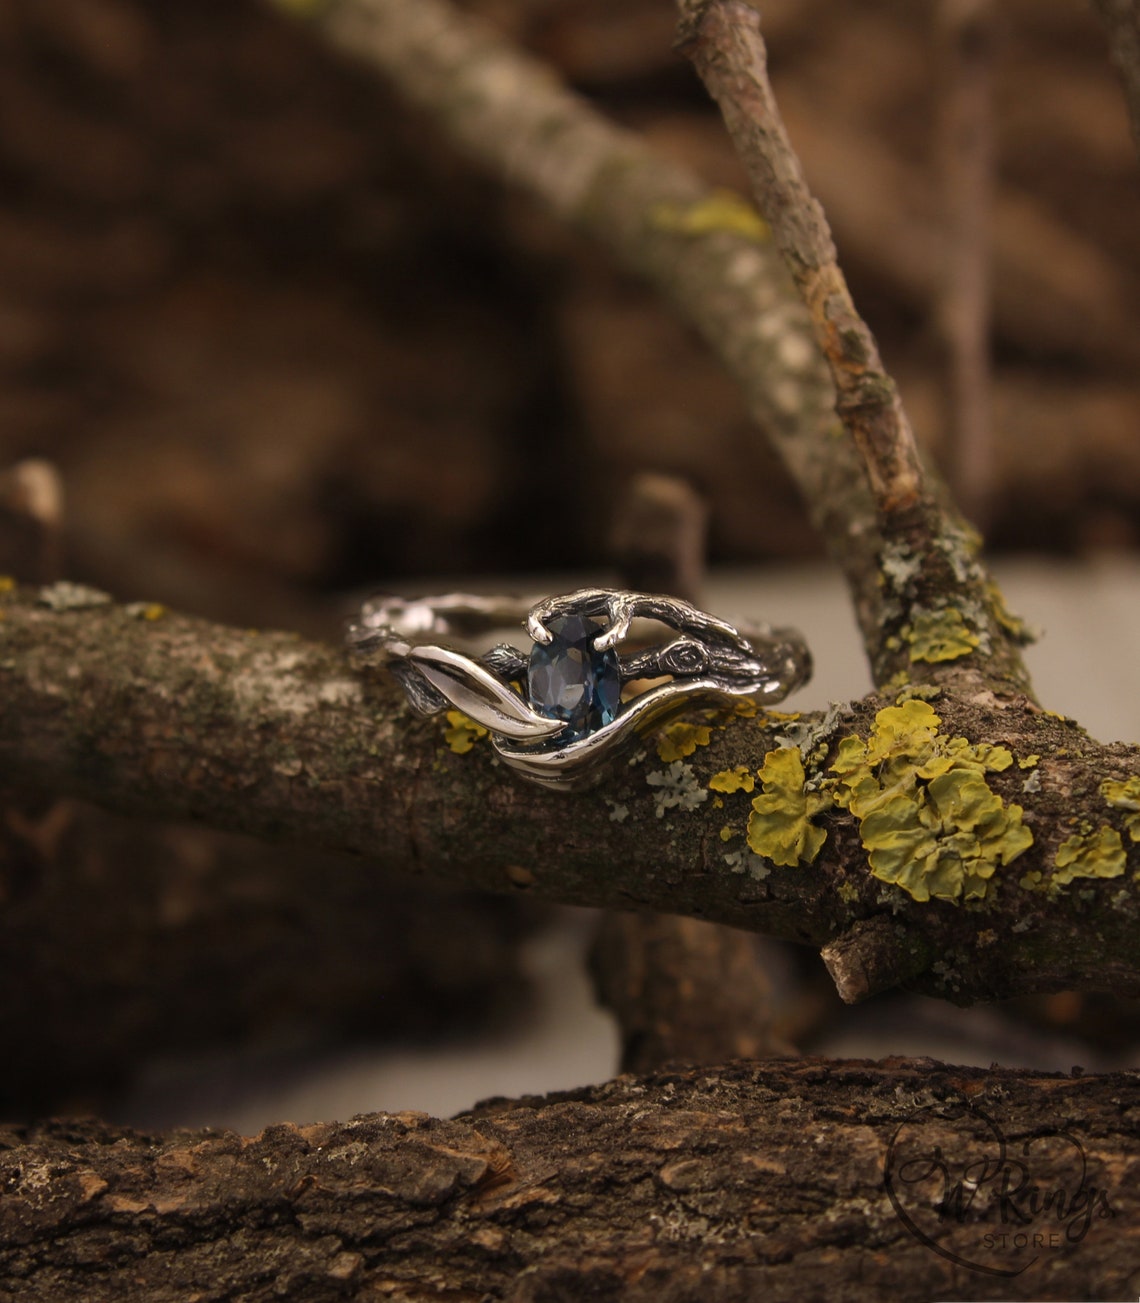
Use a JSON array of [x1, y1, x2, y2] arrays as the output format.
[[1053, 826, 1126, 886], [827, 700, 1033, 903], [1101, 776, 1140, 842], [746, 748, 829, 868], [903, 608, 981, 664], [1018, 754, 1040, 769], [708, 766, 755, 795], [895, 683, 941, 703], [443, 710, 489, 755], [837, 880, 860, 904], [656, 721, 714, 762], [719, 825, 737, 843], [650, 189, 770, 242], [986, 580, 1037, 645]]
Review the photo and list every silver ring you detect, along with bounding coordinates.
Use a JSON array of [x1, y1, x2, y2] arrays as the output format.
[[346, 587, 811, 791]]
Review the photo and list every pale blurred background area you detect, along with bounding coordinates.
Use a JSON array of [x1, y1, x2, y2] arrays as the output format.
[[0, 0, 1138, 1129]]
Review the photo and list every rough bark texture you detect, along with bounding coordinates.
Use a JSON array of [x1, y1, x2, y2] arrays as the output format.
[[2, 588, 1137, 1007], [1, 1059, 1137, 1302]]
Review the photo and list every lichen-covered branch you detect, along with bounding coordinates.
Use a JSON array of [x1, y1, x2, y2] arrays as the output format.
[[2, 588, 1137, 1006], [1093, 0, 1140, 159], [672, 0, 1032, 691], [2, 1059, 1137, 1301]]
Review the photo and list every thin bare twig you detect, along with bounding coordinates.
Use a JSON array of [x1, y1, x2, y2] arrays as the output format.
[[675, 0, 927, 522], [671, 0, 1037, 691]]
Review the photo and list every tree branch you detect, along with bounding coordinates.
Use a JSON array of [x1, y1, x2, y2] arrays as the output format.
[[2, 588, 1137, 1006], [672, 0, 1033, 692], [675, 0, 926, 522], [2, 1059, 1136, 1300]]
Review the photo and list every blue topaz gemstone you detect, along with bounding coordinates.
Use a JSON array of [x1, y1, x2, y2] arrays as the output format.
[[527, 614, 621, 742]]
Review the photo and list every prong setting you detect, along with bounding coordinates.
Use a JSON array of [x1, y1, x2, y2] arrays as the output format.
[[347, 588, 811, 791]]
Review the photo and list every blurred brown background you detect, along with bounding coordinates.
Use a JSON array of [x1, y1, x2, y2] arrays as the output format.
[[1, 0, 1138, 631]]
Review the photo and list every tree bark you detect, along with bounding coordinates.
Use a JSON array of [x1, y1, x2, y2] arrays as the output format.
[[1, 587, 1137, 1007], [1, 1058, 1136, 1301]]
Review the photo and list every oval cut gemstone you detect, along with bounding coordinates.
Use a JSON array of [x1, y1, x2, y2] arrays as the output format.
[[527, 614, 621, 741]]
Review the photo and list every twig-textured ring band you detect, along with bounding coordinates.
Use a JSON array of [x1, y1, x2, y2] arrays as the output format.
[[347, 587, 812, 791]]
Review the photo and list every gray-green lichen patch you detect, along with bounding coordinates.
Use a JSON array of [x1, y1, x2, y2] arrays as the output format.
[[723, 847, 770, 881], [605, 799, 630, 824], [828, 700, 1033, 903], [229, 647, 364, 719], [879, 540, 923, 593], [37, 582, 112, 612], [774, 701, 852, 765], [646, 761, 708, 818]]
